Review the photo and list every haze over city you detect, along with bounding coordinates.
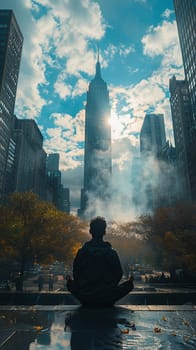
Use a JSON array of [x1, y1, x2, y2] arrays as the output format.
[[0, 0, 184, 214], [0, 4, 196, 346]]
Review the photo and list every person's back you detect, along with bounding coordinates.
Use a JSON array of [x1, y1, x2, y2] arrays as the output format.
[[66, 216, 133, 306], [73, 236, 123, 296]]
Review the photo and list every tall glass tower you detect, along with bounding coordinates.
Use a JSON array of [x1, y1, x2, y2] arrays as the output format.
[[80, 56, 112, 217], [169, 76, 193, 201], [0, 10, 23, 199], [140, 114, 167, 211], [173, 0, 196, 201], [173, 0, 196, 131], [140, 114, 166, 156]]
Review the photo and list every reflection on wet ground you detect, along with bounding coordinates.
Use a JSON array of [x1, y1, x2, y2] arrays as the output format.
[[0, 306, 196, 349]]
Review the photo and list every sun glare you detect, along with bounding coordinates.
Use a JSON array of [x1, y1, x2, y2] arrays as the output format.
[[110, 112, 124, 140]]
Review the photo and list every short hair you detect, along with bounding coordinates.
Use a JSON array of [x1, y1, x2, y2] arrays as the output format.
[[90, 216, 107, 237]]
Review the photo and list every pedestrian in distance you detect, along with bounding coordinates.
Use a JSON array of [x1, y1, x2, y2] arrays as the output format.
[[38, 275, 44, 291], [48, 276, 54, 291]]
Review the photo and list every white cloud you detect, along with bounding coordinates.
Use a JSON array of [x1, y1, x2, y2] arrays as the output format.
[[35, 0, 105, 77], [128, 67, 139, 74], [162, 9, 174, 19], [0, 1, 47, 119], [129, 79, 165, 111], [109, 63, 183, 142], [119, 44, 135, 56], [49, 110, 85, 142], [66, 50, 96, 76], [1, 0, 106, 119], [133, 0, 146, 3], [44, 110, 85, 171], [107, 18, 184, 146], [104, 44, 135, 60], [109, 77, 166, 128], [54, 79, 73, 100], [142, 20, 182, 62], [72, 78, 88, 97]]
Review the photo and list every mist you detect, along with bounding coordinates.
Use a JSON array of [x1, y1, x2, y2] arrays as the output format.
[[61, 134, 182, 223], [83, 150, 181, 223]]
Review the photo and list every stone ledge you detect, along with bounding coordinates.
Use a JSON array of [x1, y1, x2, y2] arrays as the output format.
[[0, 291, 196, 306], [0, 304, 195, 311]]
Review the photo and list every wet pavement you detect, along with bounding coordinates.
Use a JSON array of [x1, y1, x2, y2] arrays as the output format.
[[0, 305, 195, 349]]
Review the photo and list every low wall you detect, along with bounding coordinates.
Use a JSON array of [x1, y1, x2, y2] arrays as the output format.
[[118, 291, 196, 305], [0, 291, 195, 305]]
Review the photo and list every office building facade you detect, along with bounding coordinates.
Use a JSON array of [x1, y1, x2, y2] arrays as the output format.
[[0, 10, 23, 199], [157, 141, 178, 207], [46, 153, 62, 208], [140, 114, 166, 156], [46, 153, 60, 171], [173, 0, 196, 131], [58, 186, 70, 214], [13, 118, 47, 199], [173, 0, 196, 202], [81, 56, 112, 216], [169, 75, 196, 201], [140, 114, 167, 211], [46, 153, 70, 212]]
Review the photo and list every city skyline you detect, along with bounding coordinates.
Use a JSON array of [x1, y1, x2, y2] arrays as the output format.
[[0, 0, 184, 212]]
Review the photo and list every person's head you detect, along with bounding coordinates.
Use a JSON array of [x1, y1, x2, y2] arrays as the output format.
[[89, 216, 107, 239]]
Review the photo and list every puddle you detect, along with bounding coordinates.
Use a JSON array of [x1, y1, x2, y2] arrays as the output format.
[[0, 307, 195, 349]]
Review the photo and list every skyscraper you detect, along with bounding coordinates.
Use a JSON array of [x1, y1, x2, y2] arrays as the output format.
[[140, 114, 166, 156], [13, 118, 47, 199], [46, 153, 62, 208], [0, 10, 23, 199], [169, 76, 196, 201], [46, 153, 71, 212], [81, 55, 112, 217], [173, 0, 196, 132], [173, 0, 196, 201], [140, 114, 167, 211], [59, 186, 70, 214], [46, 153, 60, 171]]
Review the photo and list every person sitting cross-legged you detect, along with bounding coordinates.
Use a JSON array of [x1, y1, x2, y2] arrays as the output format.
[[66, 216, 134, 307]]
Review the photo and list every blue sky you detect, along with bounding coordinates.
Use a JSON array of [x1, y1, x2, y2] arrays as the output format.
[[0, 0, 184, 212]]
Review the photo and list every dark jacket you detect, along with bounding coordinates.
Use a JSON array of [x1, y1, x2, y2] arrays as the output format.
[[73, 238, 123, 296]]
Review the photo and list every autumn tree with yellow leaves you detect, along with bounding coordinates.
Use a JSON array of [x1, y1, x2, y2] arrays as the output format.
[[106, 221, 155, 275], [106, 203, 196, 280], [140, 202, 196, 279], [0, 191, 87, 284]]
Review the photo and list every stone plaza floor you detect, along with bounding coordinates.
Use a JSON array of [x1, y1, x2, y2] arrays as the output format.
[[0, 305, 195, 349]]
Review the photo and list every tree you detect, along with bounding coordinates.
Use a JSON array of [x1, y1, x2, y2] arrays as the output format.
[[106, 221, 154, 273], [0, 191, 87, 287], [140, 202, 196, 279]]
